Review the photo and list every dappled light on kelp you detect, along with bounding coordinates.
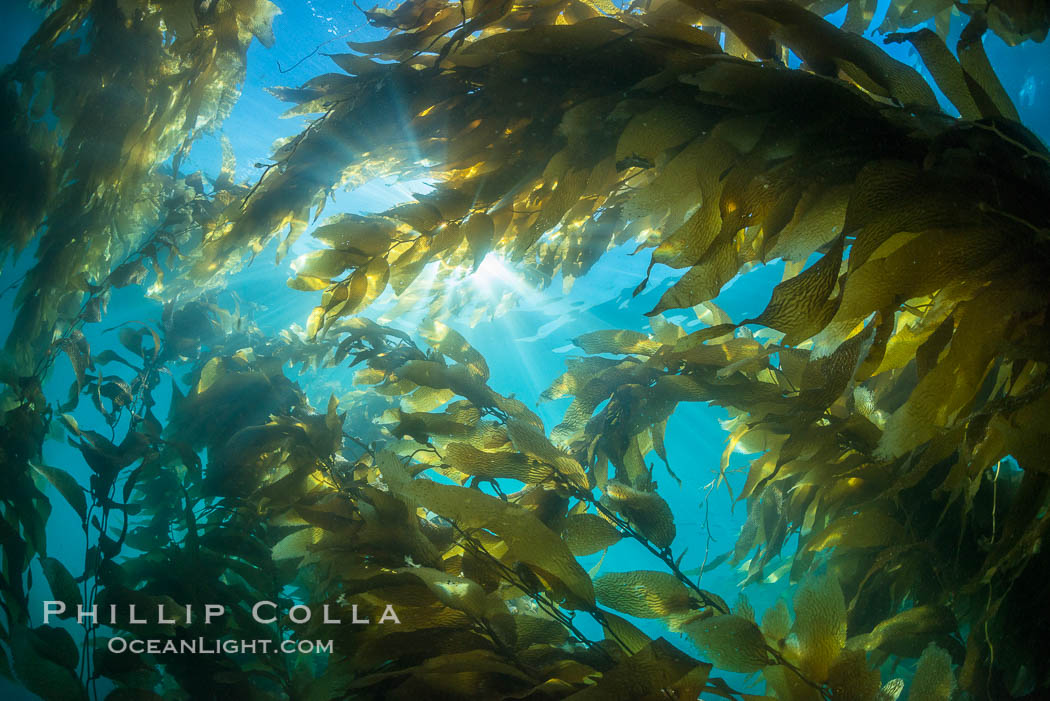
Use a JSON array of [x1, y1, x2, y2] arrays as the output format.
[[1, 0, 1048, 698]]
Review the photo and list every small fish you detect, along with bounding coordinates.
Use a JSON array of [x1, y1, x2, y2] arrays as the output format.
[[1019, 73, 1039, 108]]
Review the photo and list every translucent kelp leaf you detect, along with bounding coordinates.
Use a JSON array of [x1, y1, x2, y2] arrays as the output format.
[[420, 319, 489, 379], [798, 316, 880, 410], [806, 509, 905, 551], [568, 638, 710, 701], [402, 386, 456, 413], [561, 513, 623, 556], [840, 0, 877, 35], [397, 567, 489, 619], [287, 274, 331, 291], [860, 605, 956, 654], [389, 406, 478, 443], [515, 165, 590, 256], [744, 236, 843, 345], [241, 0, 281, 48], [394, 360, 495, 407], [272, 527, 325, 562], [650, 138, 735, 269], [31, 464, 87, 521], [727, 0, 938, 107], [626, 133, 718, 227], [311, 213, 397, 256], [593, 570, 693, 618], [552, 362, 651, 443], [878, 285, 1022, 458], [514, 614, 570, 649], [826, 648, 881, 701], [600, 611, 653, 654], [761, 599, 792, 642], [768, 184, 850, 264], [792, 574, 846, 681], [573, 329, 662, 356], [734, 594, 755, 622], [883, 30, 981, 120], [615, 104, 704, 166], [957, 14, 1019, 121], [327, 52, 386, 77], [685, 614, 770, 674], [206, 421, 310, 497], [379, 453, 595, 607], [648, 238, 741, 315], [55, 330, 91, 390], [603, 481, 676, 548], [293, 249, 368, 279], [909, 644, 954, 700], [506, 418, 588, 488], [444, 442, 552, 483], [540, 357, 622, 403], [462, 213, 496, 271], [873, 295, 954, 376], [878, 678, 905, 700]]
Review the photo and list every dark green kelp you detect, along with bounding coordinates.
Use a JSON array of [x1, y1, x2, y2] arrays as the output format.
[[1, 0, 1048, 699]]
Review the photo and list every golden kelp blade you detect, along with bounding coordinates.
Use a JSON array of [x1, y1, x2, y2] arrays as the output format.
[[566, 638, 712, 701], [593, 570, 694, 618], [685, 614, 771, 674], [560, 512, 623, 556], [378, 452, 596, 607], [603, 481, 677, 548], [1, 0, 280, 373], [908, 644, 955, 700]]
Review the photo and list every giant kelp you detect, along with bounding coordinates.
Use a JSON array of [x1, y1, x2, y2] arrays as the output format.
[[1, 0, 279, 373], [1, 0, 1049, 699]]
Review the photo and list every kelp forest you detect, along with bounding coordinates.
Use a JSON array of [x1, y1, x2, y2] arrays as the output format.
[[0, 0, 1048, 698]]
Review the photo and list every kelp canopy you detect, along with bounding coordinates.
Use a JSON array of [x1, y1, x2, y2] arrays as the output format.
[[0, 0, 1048, 699]]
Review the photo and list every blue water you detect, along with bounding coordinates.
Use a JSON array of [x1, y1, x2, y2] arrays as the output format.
[[1, 1, 1049, 698]]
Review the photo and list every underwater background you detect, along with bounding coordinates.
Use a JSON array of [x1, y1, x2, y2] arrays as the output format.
[[1, 0, 1049, 699]]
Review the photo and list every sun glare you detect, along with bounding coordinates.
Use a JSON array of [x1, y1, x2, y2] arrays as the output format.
[[471, 255, 513, 294], [445, 254, 532, 300]]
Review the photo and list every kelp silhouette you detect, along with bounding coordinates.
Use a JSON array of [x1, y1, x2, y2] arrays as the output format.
[[0, 0, 1048, 698]]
